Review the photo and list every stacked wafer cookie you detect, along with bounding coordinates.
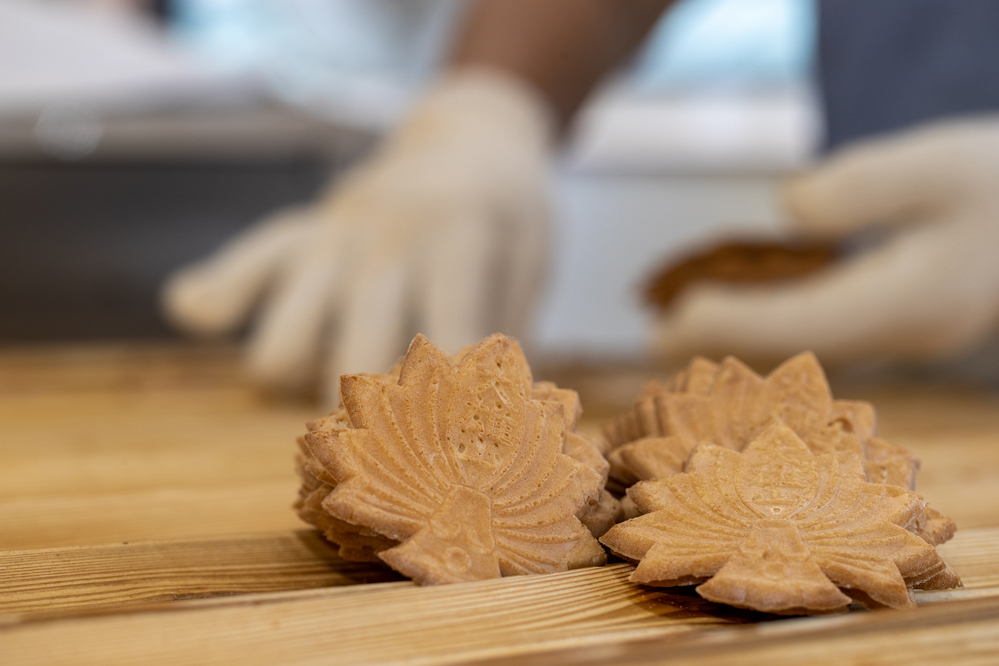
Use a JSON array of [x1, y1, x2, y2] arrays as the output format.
[[294, 333, 620, 584], [292, 336, 960, 614], [597, 352, 960, 614], [601, 353, 955, 546], [600, 421, 960, 614]]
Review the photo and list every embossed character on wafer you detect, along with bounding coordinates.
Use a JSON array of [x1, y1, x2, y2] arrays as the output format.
[[298, 333, 609, 585], [600, 421, 961, 615]]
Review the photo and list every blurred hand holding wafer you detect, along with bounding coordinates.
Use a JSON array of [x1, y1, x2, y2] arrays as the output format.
[[652, 117, 999, 367]]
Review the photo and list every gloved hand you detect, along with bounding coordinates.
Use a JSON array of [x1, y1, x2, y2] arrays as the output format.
[[652, 117, 999, 366], [162, 68, 555, 403]]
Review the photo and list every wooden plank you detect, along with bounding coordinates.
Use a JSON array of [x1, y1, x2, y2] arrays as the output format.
[[0, 345, 314, 505], [2, 526, 995, 623], [3, 347, 999, 547], [0, 483, 303, 550], [2, 528, 997, 666], [0, 564, 755, 666], [863, 387, 999, 531], [2, 346, 999, 664], [0, 386, 310, 499], [474, 594, 999, 666], [933, 527, 999, 592], [5, 424, 997, 551], [4, 354, 999, 522], [0, 343, 244, 396], [0, 347, 317, 550], [0, 446, 296, 501], [0, 530, 401, 619]]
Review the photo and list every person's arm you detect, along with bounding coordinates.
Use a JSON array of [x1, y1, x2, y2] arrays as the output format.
[[452, 0, 676, 126]]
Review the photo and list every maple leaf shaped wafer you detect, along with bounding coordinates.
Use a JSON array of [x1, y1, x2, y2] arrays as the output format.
[[294, 339, 620, 561], [604, 353, 908, 483], [601, 353, 953, 545], [601, 422, 961, 615], [520, 378, 621, 536], [295, 433, 398, 562], [303, 334, 606, 585], [602, 357, 719, 451]]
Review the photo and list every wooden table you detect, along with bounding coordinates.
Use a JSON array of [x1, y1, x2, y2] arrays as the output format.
[[2, 344, 999, 665]]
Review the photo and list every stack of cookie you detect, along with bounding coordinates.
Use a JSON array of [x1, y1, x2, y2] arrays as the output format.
[[294, 333, 620, 585], [292, 334, 961, 615], [599, 352, 960, 614]]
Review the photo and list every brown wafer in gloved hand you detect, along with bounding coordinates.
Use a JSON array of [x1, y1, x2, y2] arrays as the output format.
[[644, 240, 839, 312]]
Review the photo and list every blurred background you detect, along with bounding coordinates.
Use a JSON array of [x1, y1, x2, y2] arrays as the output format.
[[0, 0, 817, 358]]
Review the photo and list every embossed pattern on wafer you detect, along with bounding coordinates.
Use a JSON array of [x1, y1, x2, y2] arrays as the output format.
[[295, 342, 619, 561], [297, 334, 610, 585], [601, 422, 962, 615], [602, 352, 953, 545]]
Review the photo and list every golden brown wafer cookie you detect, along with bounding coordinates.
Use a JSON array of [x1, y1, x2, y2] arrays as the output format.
[[295, 412, 404, 560], [600, 422, 961, 615], [610, 435, 689, 482], [299, 333, 608, 585], [578, 490, 625, 538], [644, 239, 840, 311], [294, 445, 398, 561], [600, 352, 952, 545], [514, 349, 619, 535], [601, 356, 716, 450], [295, 337, 621, 556]]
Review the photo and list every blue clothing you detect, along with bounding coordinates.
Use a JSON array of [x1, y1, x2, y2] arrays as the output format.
[[819, 0, 999, 151]]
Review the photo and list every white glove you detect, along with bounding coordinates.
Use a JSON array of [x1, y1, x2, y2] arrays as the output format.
[[162, 68, 555, 403], [652, 117, 999, 367]]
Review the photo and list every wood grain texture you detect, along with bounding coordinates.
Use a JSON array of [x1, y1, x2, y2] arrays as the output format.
[[0, 343, 244, 396], [934, 527, 999, 593], [2, 345, 999, 665], [475, 593, 999, 666], [2, 530, 997, 666], [0, 564, 780, 666], [0, 483, 303, 550], [867, 388, 999, 530], [0, 385, 308, 500], [0, 530, 400, 619], [0, 345, 313, 550], [3, 525, 992, 624]]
